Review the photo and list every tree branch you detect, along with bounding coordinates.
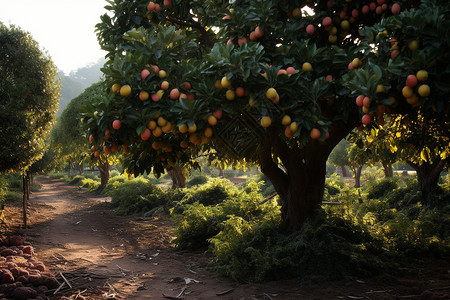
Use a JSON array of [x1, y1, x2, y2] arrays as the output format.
[[166, 16, 213, 49]]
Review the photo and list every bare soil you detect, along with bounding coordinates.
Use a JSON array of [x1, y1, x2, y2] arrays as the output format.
[[3, 176, 450, 299]]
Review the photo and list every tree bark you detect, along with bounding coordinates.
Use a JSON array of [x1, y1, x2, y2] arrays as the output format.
[[382, 163, 393, 177], [167, 165, 186, 188], [259, 123, 351, 231], [407, 158, 448, 200], [218, 167, 224, 178], [98, 160, 110, 187], [354, 165, 363, 188], [22, 171, 30, 228]]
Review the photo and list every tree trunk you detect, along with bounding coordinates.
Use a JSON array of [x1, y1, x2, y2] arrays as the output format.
[[78, 162, 84, 175], [22, 171, 30, 228], [340, 165, 351, 177], [218, 167, 224, 178], [98, 161, 110, 187], [382, 163, 393, 177], [407, 158, 448, 200], [167, 165, 186, 188], [259, 124, 351, 231], [354, 165, 363, 188]]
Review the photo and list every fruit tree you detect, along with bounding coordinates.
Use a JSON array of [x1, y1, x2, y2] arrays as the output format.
[[84, 0, 450, 230]]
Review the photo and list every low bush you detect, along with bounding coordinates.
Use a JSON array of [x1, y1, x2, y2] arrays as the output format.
[[365, 177, 399, 199], [186, 174, 209, 188], [81, 178, 101, 191]]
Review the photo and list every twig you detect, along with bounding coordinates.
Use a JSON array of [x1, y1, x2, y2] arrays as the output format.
[[263, 293, 273, 300], [429, 286, 450, 291], [216, 289, 234, 296], [162, 294, 183, 300], [259, 193, 277, 205], [60, 272, 73, 289], [177, 286, 187, 298], [53, 281, 66, 294]]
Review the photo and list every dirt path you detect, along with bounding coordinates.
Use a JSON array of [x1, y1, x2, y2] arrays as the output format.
[[12, 177, 450, 299]]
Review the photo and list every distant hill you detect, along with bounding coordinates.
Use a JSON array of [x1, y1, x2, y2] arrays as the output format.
[[57, 58, 106, 116]]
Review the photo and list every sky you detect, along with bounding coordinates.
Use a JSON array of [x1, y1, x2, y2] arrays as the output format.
[[0, 0, 108, 74]]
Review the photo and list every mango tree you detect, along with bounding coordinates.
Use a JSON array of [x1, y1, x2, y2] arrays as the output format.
[[0, 23, 60, 226], [85, 0, 449, 230]]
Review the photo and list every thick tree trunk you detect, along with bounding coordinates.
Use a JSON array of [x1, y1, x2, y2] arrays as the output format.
[[167, 165, 186, 188], [382, 163, 393, 177], [354, 165, 363, 188], [259, 123, 351, 231], [98, 161, 110, 187], [340, 165, 351, 177], [407, 158, 448, 200]]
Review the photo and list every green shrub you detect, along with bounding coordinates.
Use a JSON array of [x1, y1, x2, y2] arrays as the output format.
[[69, 175, 85, 185], [209, 212, 383, 282], [361, 166, 385, 183], [186, 175, 209, 188], [81, 178, 101, 191], [4, 191, 22, 202], [0, 176, 7, 205], [109, 170, 121, 178], [365, 177, 399, 199]]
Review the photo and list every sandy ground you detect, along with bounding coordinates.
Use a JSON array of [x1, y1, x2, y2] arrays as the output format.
[[3, 176, 450, 299]]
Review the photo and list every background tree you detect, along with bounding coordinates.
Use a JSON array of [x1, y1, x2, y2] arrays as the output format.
[[328, 139, 352, 177], [84, 0, 449, 230], [0, 23, 60, 226]]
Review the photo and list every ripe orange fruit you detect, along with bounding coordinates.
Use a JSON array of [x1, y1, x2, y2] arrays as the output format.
[[260, 116, 272, 128], [402, 86, 414, 98], [351, 58, 360, 69], [180, 141, 189, 148], [238, 37, 247, 47], [147, 1, 156, 11], [139, 90, 149, 101], [148, 120, 157, 130], [162, 122, 172, 133], [281, 115, 291, 126], [178, 123, 188, 133], [215, 80, 222, 89], [221, 76, 232, 89], [151, 65, 159, 74], [254, 26, 263, 38], [418, 84, 430, 97], [363, 96, 371, 108], [286, 67, 296, 74], [161, 81, 169, 90], [94, 151, 100, 158], [277, 69, 287, 76], [302, 62, 313, 72], [265, 88, 278, 100], [157, 117, 167, 127], [208, 115, 217, 126], [151, 93, 160, 102], [181, 81, 192, 90], [391, 3, 401, 14], [104, 129, 110, 140], [122, 144, 130, 155], [310, 128, 321, 139], [306, 24, 315, 35], [416, 70, 428, 82], [111, 83, 121, 93], [235, 87, 245, 97], [104, 146, 111, 155], [91, 145, 96, 152], [285, 126, 294, 139], [120, 85, 131, 97], [290, 122, 298, 133], [89, 135, 94, 143], [406, 94, 420, 106], [204, 127, 213, 138], [188, 123, 197, 133], [226, 89, 236, 100], [213, 109, 223, 119], [152, 127, 162, 137], [111, 143, 118, 152]]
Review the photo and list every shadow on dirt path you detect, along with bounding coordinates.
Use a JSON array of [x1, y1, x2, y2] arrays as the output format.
[[13, 177, 450, 300]]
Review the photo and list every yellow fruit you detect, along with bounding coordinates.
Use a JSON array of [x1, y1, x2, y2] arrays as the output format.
[[226, 89, 236, 100], [221, 76, 232, 89], [341, 20, 350, 31], [204, 127, 213, 138], [302, 62, 313, 72], [416, 70, 428, 82], [148, 120, 157, 130], [162, 122, 172, 133], [328, 35, 337, 43], [112, 83, 121, 93], [249, 98, 255, 106], [402, 86, 414, 98], [188, 123, 197, 133], [159, 70, 167, 78], [120, 84, 132, 97], [290, 122, 298, 133], [351, 58, 360, 68], [178, 123, 188, 133], [157, 116, 167, 127], [375, 84, 386, 94], [157, 89, 164, 99], [208, 115, 217, 126], [406, 94, 420, 106], [161, 80, 170, 90], [329, 27, 337, 35], [408, 40, 419, 51], [281, 115, 291, 126], [260, 116, 272, 128], [265, 88, 278, 100], [418, 84, 430, 97], [215, 80, 223, 89]]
